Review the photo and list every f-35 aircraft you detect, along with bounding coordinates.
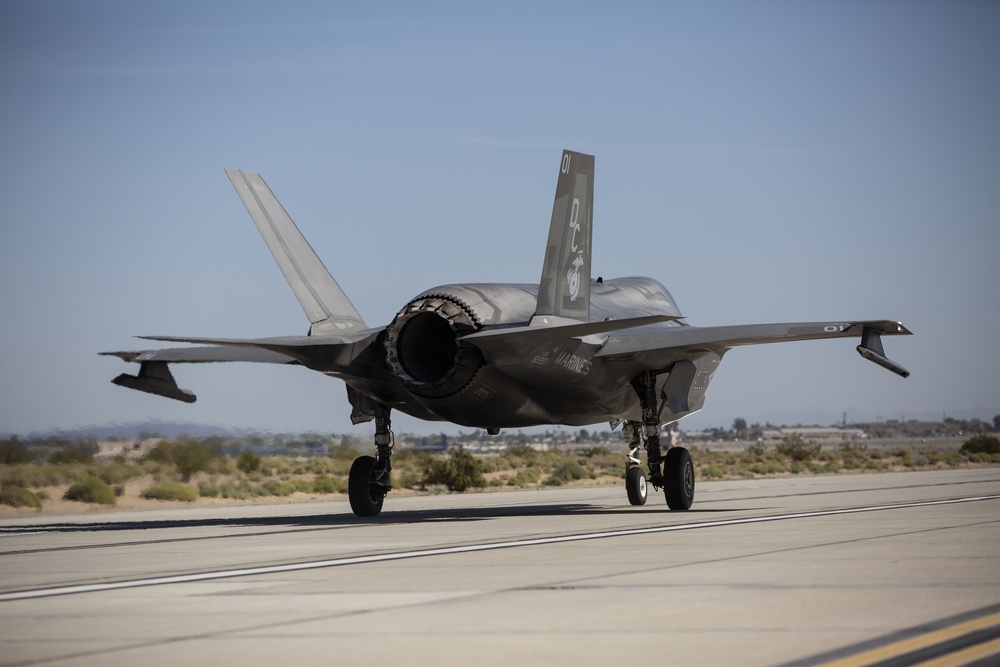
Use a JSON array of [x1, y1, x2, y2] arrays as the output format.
[[104, 150, 911, 517]]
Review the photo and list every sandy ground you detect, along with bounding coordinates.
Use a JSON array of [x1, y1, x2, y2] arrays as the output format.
[[0, 480, 333, 516], [0, 474, 630, 517]]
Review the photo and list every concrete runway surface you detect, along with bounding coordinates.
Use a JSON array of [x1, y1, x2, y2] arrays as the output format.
[[1, 468, 998, 667]]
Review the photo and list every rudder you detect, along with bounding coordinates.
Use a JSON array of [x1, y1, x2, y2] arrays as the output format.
[[534, 150, 595, 323]]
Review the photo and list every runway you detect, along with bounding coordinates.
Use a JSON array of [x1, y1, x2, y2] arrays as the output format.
[[2, 469, 999, 666]]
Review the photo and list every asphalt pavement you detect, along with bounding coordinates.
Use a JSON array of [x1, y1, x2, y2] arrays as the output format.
[[1, 468, 998, 666]]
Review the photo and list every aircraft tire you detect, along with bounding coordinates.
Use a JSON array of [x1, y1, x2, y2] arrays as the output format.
[[663, 447, 694, 510], [349, 455, 385, 517], [625, 466, 648, 505]]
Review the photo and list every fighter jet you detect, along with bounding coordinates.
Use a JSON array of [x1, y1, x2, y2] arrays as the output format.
[[103, 150, 911, 517]]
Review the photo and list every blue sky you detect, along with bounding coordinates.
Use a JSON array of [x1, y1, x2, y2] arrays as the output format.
[[1, 1, 997, 436]]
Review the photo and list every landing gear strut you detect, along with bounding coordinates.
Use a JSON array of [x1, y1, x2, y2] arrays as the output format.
[[624, 371, 695, 510], [348, 405, 393, 517], [623, 421, 647, 505]]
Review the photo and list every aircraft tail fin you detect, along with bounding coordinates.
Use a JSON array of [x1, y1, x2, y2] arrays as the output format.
[[533, 150, 595, 324], [225, 168, 367, 336]]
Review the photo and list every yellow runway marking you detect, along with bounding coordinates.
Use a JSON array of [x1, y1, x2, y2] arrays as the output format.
[[817, 611, 1000, 667], [913, 636, 1000, 667]]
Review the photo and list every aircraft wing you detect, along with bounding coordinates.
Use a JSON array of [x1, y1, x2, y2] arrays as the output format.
[[596, 320, 912, 377], [102, 329, 384, 403], [100, 342, 304, 404], [100, 346, 297, 365], [135, 329, 382, 350]]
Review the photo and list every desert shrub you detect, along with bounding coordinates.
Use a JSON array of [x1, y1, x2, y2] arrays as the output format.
[[245, 484, 270, 497], [235, 450, 262, 474], [328, 441, 361, 462], [503, 443, 541, 468], [581, 446, 610, 458], [262, 480, 298, 496], [396, 465, 424, 490], [198, 480, 220, 497], [0, 485, 42, 509], [841, 453, 865, 470], [750, 461, 786, 475], [549, 459, 588, 484], [0, 438, 33, 464], [220, 481, 248, 500], [776, 434, 821, 462], [939, 451, 960, 466], [312, 475, 343, 494], [960, 434, 1000, 455], [745, 442, 767, 457], [542, 475, 564, 486], [99, 460, 143, 486], [48, 442, 98, 464], [0, 466, 33, 489], [269, 459, 292, 477], [37, 465, 82, 487], [64, 477, 116, 505], [141, 481, 198, 502], [144, 438, 222, 480], [701, 465, 724, 479], [421, 447, 486, 492], [510, 467, 542, 487]]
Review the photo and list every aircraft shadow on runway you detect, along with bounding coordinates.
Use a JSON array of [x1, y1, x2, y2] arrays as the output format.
[[0, 504, 735, 535]]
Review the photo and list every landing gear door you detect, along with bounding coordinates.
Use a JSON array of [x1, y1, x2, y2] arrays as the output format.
[[659, 352, 724, 423]]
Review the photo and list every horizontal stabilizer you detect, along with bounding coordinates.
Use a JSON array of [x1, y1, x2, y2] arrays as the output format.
[[226, 168, 367, 336], [112, 362, 196, 403]]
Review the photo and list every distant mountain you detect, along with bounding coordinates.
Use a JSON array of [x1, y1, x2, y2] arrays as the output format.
[[8, 421, 247, 441]]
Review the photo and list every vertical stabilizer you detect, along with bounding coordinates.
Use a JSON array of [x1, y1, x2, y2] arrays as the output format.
[[225, 168, 367, 336], [534, 150, 595, 324]]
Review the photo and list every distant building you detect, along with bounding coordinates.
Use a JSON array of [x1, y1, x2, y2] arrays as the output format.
[[760, 427, 866, 443]]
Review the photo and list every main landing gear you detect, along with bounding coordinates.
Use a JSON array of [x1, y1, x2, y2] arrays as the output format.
[[623, 371, 695, 510], [348, 405, 393, 517]]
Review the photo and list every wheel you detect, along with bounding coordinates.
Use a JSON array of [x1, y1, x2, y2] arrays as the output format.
[[349, 455, 385, 517], [625, 466, 648, 506], [663, 447, 694, 510]]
